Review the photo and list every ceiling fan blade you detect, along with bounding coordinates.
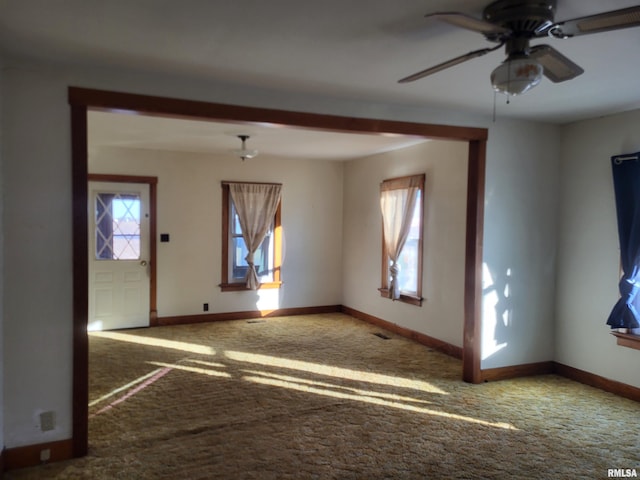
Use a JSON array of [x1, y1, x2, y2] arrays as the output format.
[[529, 45, 584, 83], [398, 46, 499, 83], [426, 12, 511, 36], [550, 6, 640, 37]]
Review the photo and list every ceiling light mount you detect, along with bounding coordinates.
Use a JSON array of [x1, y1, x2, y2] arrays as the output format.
[[491, 55, 543, 96], [490, 37, 542, 96], [233, 134, 258, 161]]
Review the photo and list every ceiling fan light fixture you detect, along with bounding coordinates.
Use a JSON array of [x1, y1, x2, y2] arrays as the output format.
[[490, 56, 543, 96], [233, 134, 258, 161]]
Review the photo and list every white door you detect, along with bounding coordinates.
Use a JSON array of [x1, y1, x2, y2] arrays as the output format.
[[88, 181, 150, 331]]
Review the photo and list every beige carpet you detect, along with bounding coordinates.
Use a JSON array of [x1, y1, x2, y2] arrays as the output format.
[[7, 313, 639, 479]]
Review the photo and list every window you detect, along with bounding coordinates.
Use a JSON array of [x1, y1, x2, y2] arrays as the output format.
[[379, 174, 425, 306], [220, 182, 282, 291], [230, 200, 274, 282], [608, 153, 640, 349]]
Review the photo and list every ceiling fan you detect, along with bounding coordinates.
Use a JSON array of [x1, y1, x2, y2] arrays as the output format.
[[399, 0, 640, 96]]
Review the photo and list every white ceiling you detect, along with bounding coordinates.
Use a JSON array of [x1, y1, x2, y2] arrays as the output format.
[[2, 0, 640, 156], [88, 111, 428, 160]]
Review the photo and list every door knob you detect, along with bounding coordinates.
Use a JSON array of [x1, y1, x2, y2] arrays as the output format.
[[140, 260, 148, 267]]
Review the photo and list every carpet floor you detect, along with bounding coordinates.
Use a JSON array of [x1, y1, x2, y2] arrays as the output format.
[[6, 313, 639, 479]]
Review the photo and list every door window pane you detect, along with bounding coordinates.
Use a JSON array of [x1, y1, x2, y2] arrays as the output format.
[[95, 193, 141, 260]]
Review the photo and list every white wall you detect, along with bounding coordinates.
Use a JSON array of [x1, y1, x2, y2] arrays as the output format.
[[89, 146, 344, 317], [3, 63, 76, 448], [1, 58, 561, 448], [481, 120, 561, 369], [341, 121, 562, 365], [342, 140, 468, 347], [556, 110, 640, 389]]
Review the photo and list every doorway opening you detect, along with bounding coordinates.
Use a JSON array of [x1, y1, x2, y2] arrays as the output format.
[[70, 87, 487, 457]]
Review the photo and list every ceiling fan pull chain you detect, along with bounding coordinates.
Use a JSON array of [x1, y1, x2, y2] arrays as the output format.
[[493, 91, 497, 123], [506, 59, 511, 104]]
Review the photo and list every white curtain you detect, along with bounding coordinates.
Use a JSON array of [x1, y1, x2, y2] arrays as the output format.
[[229, 183, 282, 289], [380, 177, 421, 299]]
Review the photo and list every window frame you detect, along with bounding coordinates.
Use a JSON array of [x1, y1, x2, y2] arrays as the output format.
[[220, 182, 282, 292], [611, 331, 640, 350], [378, 174, 425, 306]]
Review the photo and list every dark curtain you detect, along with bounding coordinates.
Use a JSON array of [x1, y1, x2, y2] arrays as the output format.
[[607, 153, 640, 329]]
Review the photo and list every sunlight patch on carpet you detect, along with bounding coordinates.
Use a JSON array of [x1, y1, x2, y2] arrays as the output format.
[[243, 373, 517, 430], [185, 359, 228, 368], [148, 361, 231, 378], [90, 367, 172, 417], [90, 330, 216, 355], [242, 369, 433, 405], [89, 367, 167, 407], [225, 350, 447, 394]]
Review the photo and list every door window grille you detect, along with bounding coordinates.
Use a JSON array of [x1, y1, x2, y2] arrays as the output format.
[[95, 193, 141, 260]]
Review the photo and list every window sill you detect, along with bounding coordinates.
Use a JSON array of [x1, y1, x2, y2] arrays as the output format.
[[378, 288, 423, 307], [220, 281, 282, 292], [611, 331, 640, 351]]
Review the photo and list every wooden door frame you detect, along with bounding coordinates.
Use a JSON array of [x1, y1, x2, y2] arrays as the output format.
[[87, 173, 159, 326], [69, 87, 487, 457]]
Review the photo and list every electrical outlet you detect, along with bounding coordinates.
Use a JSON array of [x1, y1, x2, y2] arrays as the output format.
[[40, 449, 51, 463], [203, 303, 209, 312], [40, 411, 55, 432]]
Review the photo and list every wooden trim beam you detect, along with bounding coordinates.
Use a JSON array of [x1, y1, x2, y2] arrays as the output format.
[[68, 88, 488, 141], [554, 362, 640, 403], [157, 305, 341, 326], [5, 439, 73, 471], [149, 178, 158, 325], [463, 139, 486, 384], [87, 173, 158, 185], [70, 105, 89, 458], [481, 361, 640, 402], [480, 361, 555, 382]]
